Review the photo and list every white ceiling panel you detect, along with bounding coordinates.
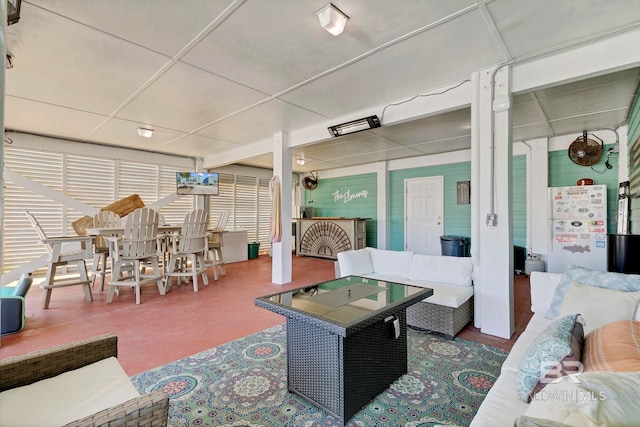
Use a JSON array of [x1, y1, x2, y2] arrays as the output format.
[[280, 10, 506, 118], [29, 0, 232, 57], [376, 109, 471, 146], [183, 0, 477, 95], [116, 62, 268, 132], [513, 123, 557, 142], [330, 147, 424, 166], [157, 134, 242, 158], [196, 100, 328, 144], [4, 1, 640, 172], [5, 3, 170, 115], [549, 110, 630, 135], [4, 96, 107, 140], [512, 96, 549, 128], [487, 0, 640, 58], [409, 136, 471, 156], [89, 118, 187, 152], [296, 133, 405, 160]]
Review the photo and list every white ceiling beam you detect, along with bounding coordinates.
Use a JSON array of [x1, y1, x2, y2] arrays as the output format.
[[202, 138, 272, 169], [512, 28, 640, 94]]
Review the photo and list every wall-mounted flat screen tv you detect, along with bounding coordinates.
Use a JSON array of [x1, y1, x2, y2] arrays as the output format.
[[177, 172, 219, 195]]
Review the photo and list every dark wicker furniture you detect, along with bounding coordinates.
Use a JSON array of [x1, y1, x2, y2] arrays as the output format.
[[407, 296, 474, 340], [0, 334, 169, 427], [255, 276, 432, 425]]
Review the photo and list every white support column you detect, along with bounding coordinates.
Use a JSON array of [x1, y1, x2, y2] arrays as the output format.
[[472, 65, 514, 339], [272, 132, 293, 285], [376, 162, 388, 249]]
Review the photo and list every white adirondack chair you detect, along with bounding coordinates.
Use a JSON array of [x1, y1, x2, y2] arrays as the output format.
[[105, 208, 165, 305], [24, 210, 93, 309], [165, 209, 209, 292], [205, 210, 229, 280], [89, 211, 122, 291]]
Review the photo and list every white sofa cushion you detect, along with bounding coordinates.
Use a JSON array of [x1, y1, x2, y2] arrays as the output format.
[[367, 247, 414, 276], [405, 280, 474, 308], [530, 271, 563, 314], [0, 356, 140, 427], [525, 372, 640, 426], [408, 253, 473, 286], [469, 371, 530, 427], [558, 281, 640, 334], [546, 265, 640, 319], [336, 248, 373, 277]]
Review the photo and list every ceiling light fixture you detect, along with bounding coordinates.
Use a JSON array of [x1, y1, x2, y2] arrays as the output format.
[[137, 127, 154, 138], [328, 115, 381, 137], [296, 158, 306, 165], [316, 3, 349, 36]]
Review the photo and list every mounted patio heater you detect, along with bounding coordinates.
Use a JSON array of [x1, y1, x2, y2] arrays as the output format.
[[328, 115, 381, 137]]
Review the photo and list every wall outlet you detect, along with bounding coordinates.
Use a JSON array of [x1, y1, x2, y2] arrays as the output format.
[[485, 213, 497, 226]]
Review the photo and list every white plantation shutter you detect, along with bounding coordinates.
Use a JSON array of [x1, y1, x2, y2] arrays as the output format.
[[258, 178, 272, 245], [158, 168, 194, 224], [117, 161, 159, 206], [1, 145, 196, 275], [208, 172, 296, 254], [235, 175, 258, 242], [209, 173, 235, 230], [65, 154, 116, 234], [3, 147, 65, 272]]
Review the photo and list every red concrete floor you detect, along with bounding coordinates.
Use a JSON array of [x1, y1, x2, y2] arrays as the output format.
[[0, 255, 530, 375]]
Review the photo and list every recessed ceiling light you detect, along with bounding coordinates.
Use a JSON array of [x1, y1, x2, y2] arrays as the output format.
[[296, 158, 306, 165], [137, 127, 154, 138]]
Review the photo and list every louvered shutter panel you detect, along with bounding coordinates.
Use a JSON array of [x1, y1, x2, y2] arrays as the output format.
[[117, 162, 159, 208], [158, 167, 194, 224], [235, 175, 258, 242], [209, 173, 235, 230]]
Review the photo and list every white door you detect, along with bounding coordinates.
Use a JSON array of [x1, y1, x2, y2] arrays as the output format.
[[405, 176, 444, 255]]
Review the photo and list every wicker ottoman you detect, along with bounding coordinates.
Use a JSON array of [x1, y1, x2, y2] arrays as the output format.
[[406, 296, 474, 340]]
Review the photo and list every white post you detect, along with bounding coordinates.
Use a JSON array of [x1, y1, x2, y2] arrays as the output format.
[[272, 132, 292, 284], [472, 65, 514, 339], [376, 162, 388, 249]]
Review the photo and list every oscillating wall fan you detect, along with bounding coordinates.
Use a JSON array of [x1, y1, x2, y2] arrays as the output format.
[[568, 130, 603, 166], [302, 172, 318, 190]]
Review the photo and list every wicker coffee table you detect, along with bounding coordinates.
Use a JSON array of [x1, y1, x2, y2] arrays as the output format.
[[254, 276, 432, 425]]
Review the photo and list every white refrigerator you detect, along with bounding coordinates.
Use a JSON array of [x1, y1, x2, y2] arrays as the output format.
[[548, 185, 608, 273]]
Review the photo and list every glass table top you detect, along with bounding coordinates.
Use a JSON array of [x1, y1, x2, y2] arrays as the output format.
[[256, 275, 429, 325]]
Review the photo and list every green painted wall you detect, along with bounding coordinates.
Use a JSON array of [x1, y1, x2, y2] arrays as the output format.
[[387, 157, 527, 252], [303, 173, 377, 247], [388, 162, 471, 251], [548, 144, 619, 233], [512, 155, 527, 248]]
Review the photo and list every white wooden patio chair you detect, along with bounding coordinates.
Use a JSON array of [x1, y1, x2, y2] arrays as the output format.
[[104, 208, 165, 305], [206, 210, 229, 280], [24, 210, 93, 309], [89, 211, 122, 291], [165, 209, 209, 292]]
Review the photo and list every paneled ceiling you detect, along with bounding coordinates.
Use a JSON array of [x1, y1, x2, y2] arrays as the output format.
[[4, 1, 640, 172]]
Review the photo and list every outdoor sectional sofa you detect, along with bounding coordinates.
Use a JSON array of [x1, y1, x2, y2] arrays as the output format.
[[0, 334, 168, 427], [472, 267, 640, 426], [335, 247, 474, 339]]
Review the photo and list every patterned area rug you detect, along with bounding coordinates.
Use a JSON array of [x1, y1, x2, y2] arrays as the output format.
[[131, 324, 507, 427]]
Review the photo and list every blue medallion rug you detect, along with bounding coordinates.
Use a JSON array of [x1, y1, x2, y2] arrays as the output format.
[[131, 324, 507, 427]]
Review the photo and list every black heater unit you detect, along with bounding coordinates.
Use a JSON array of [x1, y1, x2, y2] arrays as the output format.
[[7, 0, 21, 26]]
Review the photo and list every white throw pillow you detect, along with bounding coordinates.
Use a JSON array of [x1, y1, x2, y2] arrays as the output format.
[[558, 281, 640, 334], [525, 372, 640, 427], [336, 248, 373, 277]]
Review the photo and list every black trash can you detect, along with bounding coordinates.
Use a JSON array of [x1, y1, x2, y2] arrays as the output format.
[[440, 235, 468, 257]]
